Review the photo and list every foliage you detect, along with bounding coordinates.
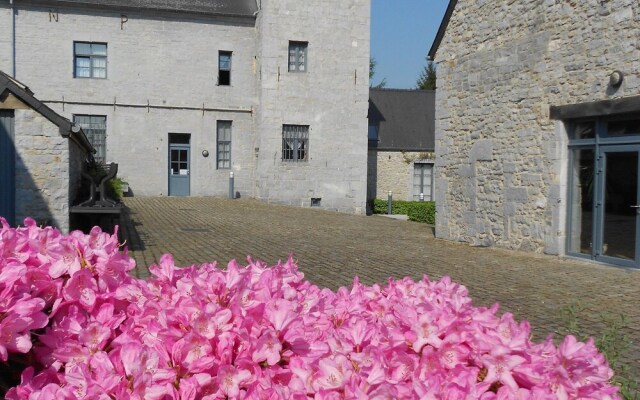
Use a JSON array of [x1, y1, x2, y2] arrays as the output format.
[[373, 199, 436, 224], [369, 57, 387, 88], [109, 177, 126, 201], [85, 164, 124, 202], [0, 218, 623, 399], [416, 59, 437, 90], [557, 302, 639, 400]]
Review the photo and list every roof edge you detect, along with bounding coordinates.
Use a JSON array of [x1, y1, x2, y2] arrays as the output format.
[[427, 0, 458, 61], [0, 71, 94, 153], [18, 0, 258, 20]]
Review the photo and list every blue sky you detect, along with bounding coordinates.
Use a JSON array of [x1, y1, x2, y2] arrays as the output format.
[[370, 0, 450, 89]]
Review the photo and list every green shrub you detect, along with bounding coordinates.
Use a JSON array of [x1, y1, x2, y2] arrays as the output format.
[[372, 199, 435, 224]]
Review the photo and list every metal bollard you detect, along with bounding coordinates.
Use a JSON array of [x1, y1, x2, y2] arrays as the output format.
[[387, 191, 392, 215], [229, 171, 234, 199], [419, 192, 424, 202]]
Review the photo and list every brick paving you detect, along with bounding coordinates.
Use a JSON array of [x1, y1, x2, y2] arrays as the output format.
[[119, 196, 640, 378]]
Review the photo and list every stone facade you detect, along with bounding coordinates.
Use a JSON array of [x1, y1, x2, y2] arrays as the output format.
[[9, 107, 84, 232], [434, 0, 640, 253], [0, 0, 369, 213], [375, 151, 434, 201], [254, 0, 369, 213]]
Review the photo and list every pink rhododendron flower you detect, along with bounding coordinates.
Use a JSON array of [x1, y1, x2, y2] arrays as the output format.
[[0, 217, 623, 399]]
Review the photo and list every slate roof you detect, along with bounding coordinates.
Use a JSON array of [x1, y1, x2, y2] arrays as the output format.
[[368, 89, 435, 151], [27, 0, 259, 17], [0, 70, 93, 153]]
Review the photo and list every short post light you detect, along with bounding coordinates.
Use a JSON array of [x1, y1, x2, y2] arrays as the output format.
[[229, 171, 235, 199], [387, 191, 393, 215], [419, 193, 424, 202]]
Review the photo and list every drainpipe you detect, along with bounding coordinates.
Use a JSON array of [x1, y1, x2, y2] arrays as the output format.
[[10, 0, 16, 77]]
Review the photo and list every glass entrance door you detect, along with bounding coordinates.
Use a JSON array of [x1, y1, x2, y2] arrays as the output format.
[[596, 146, 640, 266]]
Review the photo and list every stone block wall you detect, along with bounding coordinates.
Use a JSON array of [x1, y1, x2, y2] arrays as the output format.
[[434, 0, 640, 253], [14, 109, 72, 232], [5, 3, 259, 198], [254, 0, 370, 214], [375, 151, 434, 201], [1, 1, 371, 213]]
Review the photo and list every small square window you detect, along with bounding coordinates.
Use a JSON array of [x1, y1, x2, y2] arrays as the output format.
[[282, 125, 309, 162], [288, 41, 308, 72], [217, 121, 232, 169], [74, 42, 107, 79], [218, 51, 232, 86]]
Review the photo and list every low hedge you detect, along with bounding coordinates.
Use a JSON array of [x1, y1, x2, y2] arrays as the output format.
[[372, 199, 435, 224]]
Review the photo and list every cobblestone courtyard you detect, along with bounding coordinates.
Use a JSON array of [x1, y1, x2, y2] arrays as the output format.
[[120, 196, 639, 378]]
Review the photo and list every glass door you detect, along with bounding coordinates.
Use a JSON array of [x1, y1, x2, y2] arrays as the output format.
[[596, 146, 640, 267]]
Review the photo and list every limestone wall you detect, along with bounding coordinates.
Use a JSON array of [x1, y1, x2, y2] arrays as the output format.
[[434, 0, 640, 253], [375, 151, 434, 201], [4, 3, 258, 198], [1, 1, 370, 213], [14, 109, 72, 232], [254, 0, 370, 214]]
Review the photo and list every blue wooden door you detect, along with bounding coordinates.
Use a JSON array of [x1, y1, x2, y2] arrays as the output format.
[[0, 110, 15, 226], [168, 143, 190, 196]]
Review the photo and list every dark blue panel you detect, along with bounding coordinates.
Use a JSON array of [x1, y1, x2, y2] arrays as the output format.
[[0, 110, 15, 226]]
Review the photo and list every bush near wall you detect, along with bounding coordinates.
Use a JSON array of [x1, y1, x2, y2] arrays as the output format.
[[373, 199, 435, 224], [0, 219, 622, 399]]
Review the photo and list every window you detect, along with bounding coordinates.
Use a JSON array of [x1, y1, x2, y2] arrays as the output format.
[[74, 115, 107, 163], [74, 42, 107, 78], [413, 163, 433, 201], [368, 123, 379, 141], [218, 51, 232, 86], [217, 121, 232, 169], [288, 41, 308, 72], [282, 125, 309, 162]]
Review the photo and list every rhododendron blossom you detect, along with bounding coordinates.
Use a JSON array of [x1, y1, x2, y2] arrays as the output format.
[[0, 217, 622, 399]]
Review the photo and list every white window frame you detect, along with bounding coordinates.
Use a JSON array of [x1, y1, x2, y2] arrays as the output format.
[[413, 162, 434, 201], [217, 121, 232, 169], [282, 125, 309, 162], [74, 42, 107, 79], [74, 115, 107, 163], [288, 41, 308, 72]]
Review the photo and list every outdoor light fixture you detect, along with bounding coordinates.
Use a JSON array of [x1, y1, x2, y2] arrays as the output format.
[[609, 70, 623, 87], [202, 150, 209, 157]]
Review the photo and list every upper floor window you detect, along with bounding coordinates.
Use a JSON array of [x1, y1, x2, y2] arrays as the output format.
[[288, 41, 308, 72], [74, 42, 107, 79], [282, 124, 309, 162], [74, 115, 107, 163], [368, 123, 379, 141], [218, 51, 232, 86]]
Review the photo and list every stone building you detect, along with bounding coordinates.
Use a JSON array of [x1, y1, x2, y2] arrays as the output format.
[[0, 70, 93, 232], [0, 0, 370, 214], [367, 88, 435, 204], [430, 0, 640, 268]]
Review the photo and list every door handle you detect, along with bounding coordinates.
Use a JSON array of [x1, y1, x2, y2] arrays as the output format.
[[630, 205, 640, 208]]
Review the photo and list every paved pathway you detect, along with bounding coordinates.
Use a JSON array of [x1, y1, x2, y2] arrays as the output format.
[[119, 197, 639, 378]]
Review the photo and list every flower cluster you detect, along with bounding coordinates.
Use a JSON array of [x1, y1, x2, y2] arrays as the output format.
[[0, 218, 621, 399]]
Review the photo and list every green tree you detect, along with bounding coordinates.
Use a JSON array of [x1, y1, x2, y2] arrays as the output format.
[[416, 59, 436, 90], [369, 57, 387, 88]]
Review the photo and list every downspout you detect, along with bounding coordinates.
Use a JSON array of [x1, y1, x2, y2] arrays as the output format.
[[10, 0, 16, 77]]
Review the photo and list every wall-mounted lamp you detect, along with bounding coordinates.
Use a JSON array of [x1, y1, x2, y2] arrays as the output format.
[[609, 70, 624, 88], [202, 150, 209, 157]]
